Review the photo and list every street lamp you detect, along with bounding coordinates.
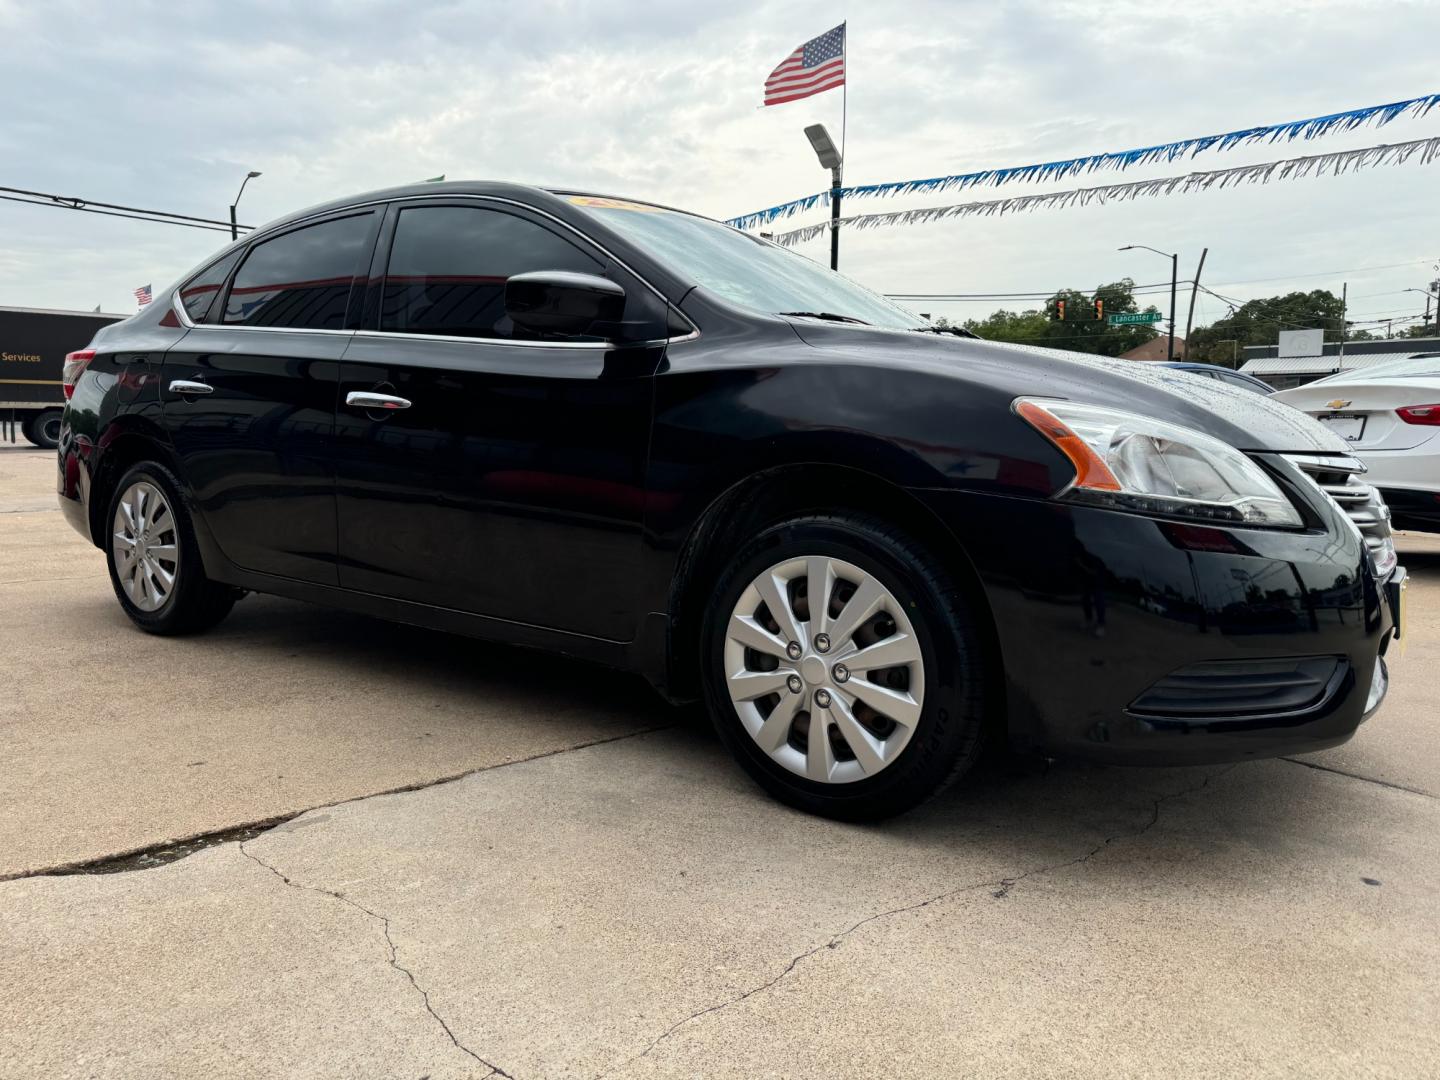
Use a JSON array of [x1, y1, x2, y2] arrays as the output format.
[[804, 124, 843, 271], [1119, 243, 1179, 362], [229, 170, 262, 241], [1403, 287, 1440, 333]]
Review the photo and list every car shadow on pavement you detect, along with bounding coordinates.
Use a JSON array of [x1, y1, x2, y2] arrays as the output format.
[[83, 586, 1409, 892]]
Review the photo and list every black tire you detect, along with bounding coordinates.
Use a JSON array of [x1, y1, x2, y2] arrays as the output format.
[[22, 409, 62, 450], [701, 513, 990, 821], [104, 461, 239, 635]]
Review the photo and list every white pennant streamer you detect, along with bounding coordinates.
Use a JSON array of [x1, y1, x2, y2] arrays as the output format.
[[769, 136, 1440, 247]]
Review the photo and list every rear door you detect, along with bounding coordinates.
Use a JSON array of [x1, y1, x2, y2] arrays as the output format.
[[162, 210, 380, 584], [332, 198, 670, 639]]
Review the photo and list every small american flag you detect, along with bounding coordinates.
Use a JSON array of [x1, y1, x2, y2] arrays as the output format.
[[134, 284, 153, 306], [764, 23, 846, 106]]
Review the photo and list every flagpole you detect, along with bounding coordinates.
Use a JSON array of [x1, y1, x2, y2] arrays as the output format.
[[833, 20, 846, 272], [840, 22, 847, 165]]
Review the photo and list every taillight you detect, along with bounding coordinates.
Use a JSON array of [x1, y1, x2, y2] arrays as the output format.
[[61, 349, 95, 399], [1396, 404, 1440, 426]]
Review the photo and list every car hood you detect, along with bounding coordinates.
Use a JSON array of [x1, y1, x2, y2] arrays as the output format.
[[789, 322, 1350, 454]]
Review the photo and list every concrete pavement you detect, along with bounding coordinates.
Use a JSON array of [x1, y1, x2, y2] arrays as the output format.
[[2, 444, 1437, 1078]]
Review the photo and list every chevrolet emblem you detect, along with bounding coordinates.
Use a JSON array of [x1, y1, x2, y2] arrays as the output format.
[[1325, 399, 1352, 410]]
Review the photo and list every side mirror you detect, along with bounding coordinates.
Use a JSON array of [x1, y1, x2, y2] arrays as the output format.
[[505, 271, 625, 339]]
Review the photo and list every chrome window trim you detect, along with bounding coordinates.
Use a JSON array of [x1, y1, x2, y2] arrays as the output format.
[[172, 191, 702, 346], [172, 290, 193, 328], [353, 328, 610, 351], [172, 292, 354, 337]]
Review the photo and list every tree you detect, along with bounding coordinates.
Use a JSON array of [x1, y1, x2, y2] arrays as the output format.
[[1400, 320, 1440, 339], [962, 278, 1160, 357], [1187, 289, 1347, 365], [961, 308, 1050, 343]]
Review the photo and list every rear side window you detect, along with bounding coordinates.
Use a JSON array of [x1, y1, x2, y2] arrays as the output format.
[[380, 206, 602, 339], [178, 250, 241, 323], [223, 213, 374, 330]]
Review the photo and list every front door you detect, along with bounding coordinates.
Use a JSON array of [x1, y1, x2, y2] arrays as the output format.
[[162, 210, 379, 584], [332, 199, 668, 639]]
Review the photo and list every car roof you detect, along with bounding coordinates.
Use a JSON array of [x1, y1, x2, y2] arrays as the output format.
[[252, 181, 712, 238]]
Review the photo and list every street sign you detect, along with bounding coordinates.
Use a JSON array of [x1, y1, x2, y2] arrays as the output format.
[[1107, 311, 1163, 326]]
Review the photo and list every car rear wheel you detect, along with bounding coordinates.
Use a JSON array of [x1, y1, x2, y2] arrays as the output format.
[[702, 513, 989, 820], [105, 462, 238, 635]]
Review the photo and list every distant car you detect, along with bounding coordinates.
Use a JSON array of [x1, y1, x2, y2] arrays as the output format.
[[1159, 362, 1274, 395], [55, 181, 1403, 820], [1275, 354, 1440, 532]]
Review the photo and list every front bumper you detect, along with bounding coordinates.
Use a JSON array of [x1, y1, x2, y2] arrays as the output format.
[[914, 488, 1401, 765]]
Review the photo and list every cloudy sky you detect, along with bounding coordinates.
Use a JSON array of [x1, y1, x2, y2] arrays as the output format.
[[2, 0, 1438, 339]]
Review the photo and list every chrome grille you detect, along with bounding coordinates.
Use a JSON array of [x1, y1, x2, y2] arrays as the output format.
[[1285, 454, 1398, 578]]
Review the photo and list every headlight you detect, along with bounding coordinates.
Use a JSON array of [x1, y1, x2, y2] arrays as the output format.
[[1014, 398, 1302, 528]]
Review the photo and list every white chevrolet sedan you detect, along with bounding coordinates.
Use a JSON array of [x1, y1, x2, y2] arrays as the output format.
[[1275, 354, 1440, 532]]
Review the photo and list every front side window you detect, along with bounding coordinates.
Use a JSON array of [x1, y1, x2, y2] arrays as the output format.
[[380, 206, 602, 339], [223, 213, 374, 330], [178, 249, 241, 323]]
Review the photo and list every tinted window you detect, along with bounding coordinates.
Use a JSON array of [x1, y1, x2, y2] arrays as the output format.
[[223, 213, 374, 330], [178, 250, 241, 323], [380, 206, 602, 339]]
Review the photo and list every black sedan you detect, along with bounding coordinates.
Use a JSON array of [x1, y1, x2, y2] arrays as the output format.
[[57, 182, 1403, 819]]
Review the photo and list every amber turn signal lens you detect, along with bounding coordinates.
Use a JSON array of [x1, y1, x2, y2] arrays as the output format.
[[1014, 399, 1122, 492]]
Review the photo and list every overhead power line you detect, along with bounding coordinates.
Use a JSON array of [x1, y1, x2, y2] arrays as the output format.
[[0, 185, 255, 234]]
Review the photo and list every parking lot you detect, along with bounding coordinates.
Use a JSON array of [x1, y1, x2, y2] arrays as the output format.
[[2, 442, 1437, 1077]]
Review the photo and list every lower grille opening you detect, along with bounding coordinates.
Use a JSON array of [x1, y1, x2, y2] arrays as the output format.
[[1129, 656, 1347, 720]]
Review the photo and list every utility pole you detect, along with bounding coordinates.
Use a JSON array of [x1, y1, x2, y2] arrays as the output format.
[[1183, 247, 1208, 358], [1337, 282, 1347, 367]]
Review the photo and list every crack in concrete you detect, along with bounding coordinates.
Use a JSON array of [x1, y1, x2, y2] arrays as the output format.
[[5, 725, 674, 883], [598, 765, 1236, 1078], [240, 842, 512, 1079], [1280, 756, 1436, 799]]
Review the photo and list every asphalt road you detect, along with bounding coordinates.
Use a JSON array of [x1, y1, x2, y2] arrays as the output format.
[[2, 443, 1437, 1078]]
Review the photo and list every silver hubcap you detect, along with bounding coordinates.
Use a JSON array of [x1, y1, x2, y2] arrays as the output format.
[[112, 481, 179, 612], [724, 556, 925, 784]]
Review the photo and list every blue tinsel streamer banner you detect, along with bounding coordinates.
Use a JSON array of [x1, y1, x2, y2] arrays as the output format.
[[726, 92, 1440, 230]]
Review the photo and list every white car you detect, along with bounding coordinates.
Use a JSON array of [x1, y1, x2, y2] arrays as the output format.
[[1275, 354, 1440, 532]]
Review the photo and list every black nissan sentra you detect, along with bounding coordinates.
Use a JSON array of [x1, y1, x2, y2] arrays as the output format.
[[57, 182, 1405, 819]]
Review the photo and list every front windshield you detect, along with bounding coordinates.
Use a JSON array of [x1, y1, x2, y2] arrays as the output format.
[[570, 195, 923, 330]]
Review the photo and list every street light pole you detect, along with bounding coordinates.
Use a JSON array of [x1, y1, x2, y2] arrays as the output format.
[[229, 170, 262, 241], [804, 125, 844, 271], [1119, 243, 1179, 362]]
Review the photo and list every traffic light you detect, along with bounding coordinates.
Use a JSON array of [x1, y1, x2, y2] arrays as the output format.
[[1094, 298, 1104, 321], [1056, 299, 1066, 321]]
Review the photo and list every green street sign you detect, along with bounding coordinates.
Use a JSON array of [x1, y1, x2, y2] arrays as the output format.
[[1107, 311, 1163, 326]]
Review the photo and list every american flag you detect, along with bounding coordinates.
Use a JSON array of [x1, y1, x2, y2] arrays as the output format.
[[133, 284, 153, 306], [764, 23, 845, 106]]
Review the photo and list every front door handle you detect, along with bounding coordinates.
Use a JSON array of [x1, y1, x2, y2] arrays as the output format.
[[346, 391, 411, 411], [169, 379, 214, 396]]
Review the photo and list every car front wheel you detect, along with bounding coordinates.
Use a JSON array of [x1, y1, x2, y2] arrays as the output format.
[[702, 513, 989, 820]]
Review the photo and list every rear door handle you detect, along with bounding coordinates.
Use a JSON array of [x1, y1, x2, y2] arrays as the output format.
[[346, 391, 411, 411], [168, 380, 214, 396]]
